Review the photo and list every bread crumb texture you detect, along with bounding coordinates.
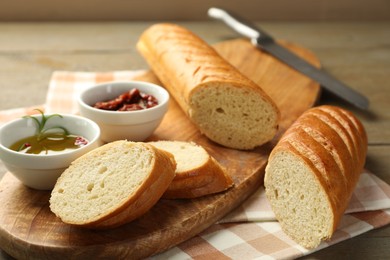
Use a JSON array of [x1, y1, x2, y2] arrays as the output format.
[[137, 23, 279, 150], [265, 151, 333, 248], [149, 140, 208, 173], [49, 141, 155, 225], [190, 84, 278, 150], [265, 105, 367, 249], [149, 140, 233, 199]]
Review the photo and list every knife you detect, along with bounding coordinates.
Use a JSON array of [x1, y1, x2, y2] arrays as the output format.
[[208, 7, 369, 110]]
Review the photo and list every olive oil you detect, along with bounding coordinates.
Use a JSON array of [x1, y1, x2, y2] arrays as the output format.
[[9, 109, 89, 155], [10, 133, 88, 155]]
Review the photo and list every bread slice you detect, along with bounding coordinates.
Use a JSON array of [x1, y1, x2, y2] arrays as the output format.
[[264, 105, 367, 248], [149, 140, 233, 199], [137, 23, 280, 150], [49, 140, 176, 229]]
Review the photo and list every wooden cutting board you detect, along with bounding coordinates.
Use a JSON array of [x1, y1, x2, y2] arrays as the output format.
[[0, 39, 320, 259]]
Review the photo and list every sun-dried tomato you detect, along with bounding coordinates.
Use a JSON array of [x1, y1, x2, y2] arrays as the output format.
[[93, 88, 158, 111]]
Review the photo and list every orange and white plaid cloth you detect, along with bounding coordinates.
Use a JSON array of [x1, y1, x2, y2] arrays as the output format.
[[1, 71, 390, 259]]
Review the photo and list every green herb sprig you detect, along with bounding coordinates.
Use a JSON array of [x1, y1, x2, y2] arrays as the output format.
[[23, 109, 70, 142], [11, 109, 88, 154]]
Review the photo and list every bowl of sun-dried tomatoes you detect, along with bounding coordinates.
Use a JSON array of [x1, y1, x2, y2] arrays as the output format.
[[77, 81, 169, 143]]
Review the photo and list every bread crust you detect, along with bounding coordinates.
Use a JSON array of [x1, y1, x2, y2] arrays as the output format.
[[163, 156, 233, 199], [50, 141, 176, 229], [137, 23, 280, 150], [149, 141, 233, 199], [85, 144, 176, 229], [265, 105, 367, 248]]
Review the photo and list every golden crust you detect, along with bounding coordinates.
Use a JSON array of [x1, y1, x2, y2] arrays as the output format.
[[163, 156, 233, 199], [50, 141, 177, 229], [137, 23, 280, 150], [148, 140, 233, 199], [85, 144, 176, 229], [265, 105, 367, 247]]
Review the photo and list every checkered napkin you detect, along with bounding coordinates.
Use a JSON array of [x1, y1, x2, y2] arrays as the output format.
[[1, 71, 390, 259]]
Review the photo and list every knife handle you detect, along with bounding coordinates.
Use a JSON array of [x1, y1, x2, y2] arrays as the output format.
[[208, 7, 272, 42]]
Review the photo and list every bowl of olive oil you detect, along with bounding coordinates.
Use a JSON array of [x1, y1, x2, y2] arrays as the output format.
[[0, 110, 101, 190]]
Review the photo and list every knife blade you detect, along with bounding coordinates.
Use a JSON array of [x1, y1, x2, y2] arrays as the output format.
[[208, 7, 369, 110]]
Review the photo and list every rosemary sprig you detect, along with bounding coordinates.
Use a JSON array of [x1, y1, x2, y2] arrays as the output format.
[[12, 109, 88, 154], [23, 109, 70, 141]]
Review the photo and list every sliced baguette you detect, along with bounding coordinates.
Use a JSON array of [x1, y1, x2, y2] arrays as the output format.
[[264, 105, 367, 248], [137, 23, 280, 150], [149, 140, 233, 199], [49, 140, 176, 229]]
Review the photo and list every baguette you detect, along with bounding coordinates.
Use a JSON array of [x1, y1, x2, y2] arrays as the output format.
[[149, 140, 233, 198], [49, 140, 176, 229], [137, 23, 280, 150], [264, 105, 367, 248]]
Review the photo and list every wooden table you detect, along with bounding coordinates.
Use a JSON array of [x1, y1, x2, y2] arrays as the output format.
[[0, 21, 389, 259]]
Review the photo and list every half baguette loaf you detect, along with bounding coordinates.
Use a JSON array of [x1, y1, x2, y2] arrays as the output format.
[[264, 105, 367, 248], [149, 140, 233, 199], [137, 23, 280, 150], [49, 140, 176, 229]]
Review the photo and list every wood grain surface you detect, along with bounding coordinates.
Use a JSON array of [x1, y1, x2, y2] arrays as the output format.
[[0, 39, 320, 259], [1, 0, 388, 21]]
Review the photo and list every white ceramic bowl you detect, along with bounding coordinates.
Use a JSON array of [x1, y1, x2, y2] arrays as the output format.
[[77, 81, 169, 143], [0, 114, 101, 190]]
